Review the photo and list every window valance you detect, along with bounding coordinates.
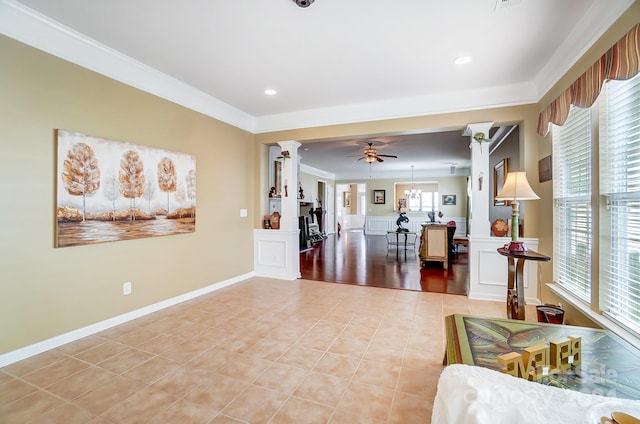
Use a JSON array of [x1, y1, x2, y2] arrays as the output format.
[[537, 23, 640, 136]]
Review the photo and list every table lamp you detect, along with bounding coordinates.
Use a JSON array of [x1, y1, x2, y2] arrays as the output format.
[[495, 171, 540, 252]]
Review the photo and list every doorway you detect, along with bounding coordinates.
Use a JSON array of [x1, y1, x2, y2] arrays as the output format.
[[336, 183, 366, 230]]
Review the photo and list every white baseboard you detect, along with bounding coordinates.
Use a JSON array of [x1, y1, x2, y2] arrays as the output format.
[[0, 272, 254, 368]]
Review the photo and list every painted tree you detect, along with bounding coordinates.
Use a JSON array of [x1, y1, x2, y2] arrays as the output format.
[[175, 183, 186, 216], [186, 169, 196, 217], [61, 142, 101, 221], [119, 150, 145, 221], [103, 173, 120, 221], [157, 157, 177, 213], [141, 170, 156, 214]]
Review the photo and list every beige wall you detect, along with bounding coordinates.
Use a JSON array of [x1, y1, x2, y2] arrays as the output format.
[[0, 36, 256, 354]]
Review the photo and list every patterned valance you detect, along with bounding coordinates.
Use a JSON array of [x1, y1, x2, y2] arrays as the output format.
[[537, 23, 640, 136]]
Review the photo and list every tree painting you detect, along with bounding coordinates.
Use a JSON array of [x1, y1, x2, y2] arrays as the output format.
[[103, 173, 120, 221], [186, 169, 196, 217], [142, 170, 156, 214], [119, 150, 145, 221], [61, 142, 101, 221], [157, 157, 177, 212], [56, 129, 196, 248]]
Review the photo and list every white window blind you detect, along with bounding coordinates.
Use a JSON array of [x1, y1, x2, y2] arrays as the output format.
[[599, 73, 640, 333], [553, 106, 592, 302]]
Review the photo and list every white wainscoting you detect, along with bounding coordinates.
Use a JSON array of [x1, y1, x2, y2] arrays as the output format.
[[468, 237, 541, 305], [365, 215, 466, 237], [253, 229, 300, 280]]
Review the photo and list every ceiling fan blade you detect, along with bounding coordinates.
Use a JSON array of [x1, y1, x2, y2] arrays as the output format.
[[377, 157, 384, 162], [377, 154, 398, 158], [355, 156, 365, 162]]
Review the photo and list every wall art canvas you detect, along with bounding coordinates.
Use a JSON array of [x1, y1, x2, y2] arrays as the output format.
[[56, 129, 196, 247]]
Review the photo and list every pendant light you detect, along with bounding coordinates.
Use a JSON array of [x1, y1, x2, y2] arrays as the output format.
[[404, 165, 422, 199]]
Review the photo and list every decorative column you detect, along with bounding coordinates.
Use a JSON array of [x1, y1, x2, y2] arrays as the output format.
[[464, 122, 493, 237], [253, 140, 301, 280], [277, 140, 301, 231]]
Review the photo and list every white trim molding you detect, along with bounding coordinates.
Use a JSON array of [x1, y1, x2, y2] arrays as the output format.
[[0, 272, 254, 368]]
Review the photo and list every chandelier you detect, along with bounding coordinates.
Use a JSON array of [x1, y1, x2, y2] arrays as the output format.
[[404, 165, 422, 199]]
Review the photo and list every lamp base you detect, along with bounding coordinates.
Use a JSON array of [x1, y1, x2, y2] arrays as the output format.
[[508, 241, 526, 252]]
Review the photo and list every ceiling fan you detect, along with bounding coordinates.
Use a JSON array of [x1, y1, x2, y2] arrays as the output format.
[[355, 142, 398, 163]]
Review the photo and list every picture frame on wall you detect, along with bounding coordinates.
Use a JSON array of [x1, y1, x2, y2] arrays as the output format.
[[493, 158, 509, 206], [344, 192, 351, 207], [442, 195, 456, 206], [373, 189, 385, 204], [538, 155, 552, 182]]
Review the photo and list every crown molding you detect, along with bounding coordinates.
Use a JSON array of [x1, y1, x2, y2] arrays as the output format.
[[0, 0, 255, 133], [2, 0, 632, 135]]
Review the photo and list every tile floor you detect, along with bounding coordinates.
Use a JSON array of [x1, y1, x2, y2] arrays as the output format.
[[0, 277, 534, 423]]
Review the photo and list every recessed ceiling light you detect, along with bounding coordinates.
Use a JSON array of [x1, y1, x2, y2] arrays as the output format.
[[454, 56, 472, 65], [264, 89, 277, 96]]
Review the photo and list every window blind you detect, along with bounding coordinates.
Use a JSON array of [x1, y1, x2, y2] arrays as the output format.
[[553, 106, 592, 302], [599, 73, 640, 333]]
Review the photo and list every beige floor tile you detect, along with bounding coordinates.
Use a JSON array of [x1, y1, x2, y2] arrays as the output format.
[[218, 354, 272, 383], [296, 331, 338, 351], [397, 364, 442, 398], [73, 340, 129, 364], [209, 414, 248, 423], [0, 278, 477, 423], [270, 396, 333, 424], [222, 385, 287, 423], [337, 381, 394, 422], [277, 346, 324, 370], [34, 402, 102, 423], [328, 337, 369, 359], [21, 357, 90, 388], [113, 327, 160, 348], [187, 346, 241, 372], [364, 342, 405, 367], [388, 391, 433, 424], [253, 362, 308, 394], [100, 385, 177, 424], [353, 360, 400, 389], [96, 347, 154, 374], [340, 324, 377, 343], [46, 365, 117, 400], [148, 398, 218, 424], [293, 371, 349, 407], [0, 371, 12, 385], [243, 338, 290, 361], [122, 355, 181, 384], [0, 378, 38, 406], [148, 364, 212, 397], [313, 352, 360, 379], [0, 389, 66, 424], [72, 374, 145, 415], [329, 409, 385, 424], [183, 373, 249, 411], [158, 339, 212, 364]]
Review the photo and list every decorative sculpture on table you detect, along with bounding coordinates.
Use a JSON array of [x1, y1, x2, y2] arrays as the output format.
[[396, 212, 409, 232]]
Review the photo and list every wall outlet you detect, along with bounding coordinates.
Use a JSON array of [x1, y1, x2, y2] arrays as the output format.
[[123, 281, 132, 295], [240, 208, 248, 217]]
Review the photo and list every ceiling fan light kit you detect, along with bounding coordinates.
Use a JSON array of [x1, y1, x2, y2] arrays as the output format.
[[356, 142, 398, 164]]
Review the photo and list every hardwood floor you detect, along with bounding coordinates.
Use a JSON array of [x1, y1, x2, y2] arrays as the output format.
[[300, 230, 469, 295]]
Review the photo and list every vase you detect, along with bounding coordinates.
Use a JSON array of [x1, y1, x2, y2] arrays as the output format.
[[269, 211, 281, 230]]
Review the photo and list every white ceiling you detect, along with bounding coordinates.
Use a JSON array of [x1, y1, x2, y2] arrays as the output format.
[[1, 0, 633, 179]]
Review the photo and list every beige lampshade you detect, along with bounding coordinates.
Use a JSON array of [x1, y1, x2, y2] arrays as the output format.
[[495, 171, 540, 201]]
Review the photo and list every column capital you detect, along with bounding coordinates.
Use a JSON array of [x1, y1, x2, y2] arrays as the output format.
[[464, 122, 494, 147]]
